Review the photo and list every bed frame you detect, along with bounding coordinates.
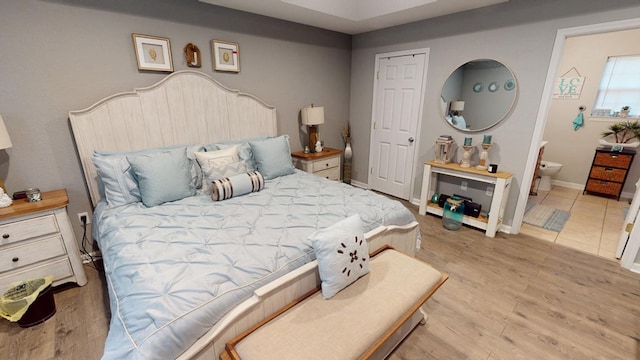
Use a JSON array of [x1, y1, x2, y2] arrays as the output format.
[[68, 70, 420, 359]]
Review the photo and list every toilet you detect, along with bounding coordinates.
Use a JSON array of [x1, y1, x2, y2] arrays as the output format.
[[538, 160, 563, 191]]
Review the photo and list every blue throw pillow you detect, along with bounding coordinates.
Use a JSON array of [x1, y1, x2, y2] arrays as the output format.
[[249, 135, 295, 180], [127, 148, 196, 207], [92, 144, 203, 207], [310, 214, 370, 299]]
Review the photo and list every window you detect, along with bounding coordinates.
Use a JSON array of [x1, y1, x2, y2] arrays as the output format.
[[593, 55, 640, 117]]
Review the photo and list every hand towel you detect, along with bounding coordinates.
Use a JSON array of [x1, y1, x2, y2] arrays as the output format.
[[573, 112, 584, 131]]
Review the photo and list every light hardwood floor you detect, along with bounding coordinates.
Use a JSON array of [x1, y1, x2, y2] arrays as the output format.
[[1, 202, 639, 360]]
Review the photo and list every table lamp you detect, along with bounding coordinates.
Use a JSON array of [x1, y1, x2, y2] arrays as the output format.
[[0, 115, 13, 193], [450, 101, 465, 116], [301, 104, 324, 152]]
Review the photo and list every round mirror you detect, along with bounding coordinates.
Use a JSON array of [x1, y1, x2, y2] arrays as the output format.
[[440, 59, 517, 132]]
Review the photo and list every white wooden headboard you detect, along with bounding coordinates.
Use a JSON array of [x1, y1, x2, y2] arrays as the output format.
[[69, 70, 277, 207]]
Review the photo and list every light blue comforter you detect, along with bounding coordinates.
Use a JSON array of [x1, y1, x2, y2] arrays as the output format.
[[94, 170, 416, 359]]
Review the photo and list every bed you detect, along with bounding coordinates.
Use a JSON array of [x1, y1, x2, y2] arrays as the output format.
[[69, 70, 421, 359]]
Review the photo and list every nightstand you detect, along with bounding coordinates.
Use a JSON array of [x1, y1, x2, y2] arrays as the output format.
[[291, 147, 342, 181], [0, 189, 87, 291]]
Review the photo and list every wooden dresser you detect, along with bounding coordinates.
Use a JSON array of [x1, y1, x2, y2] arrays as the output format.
[[583, 147, 635, 200], [0, 189, 87, 291]]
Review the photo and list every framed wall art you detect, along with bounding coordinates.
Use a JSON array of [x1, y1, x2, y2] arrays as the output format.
[[132, 34, 174, 72], [211, 39, 240, 72]]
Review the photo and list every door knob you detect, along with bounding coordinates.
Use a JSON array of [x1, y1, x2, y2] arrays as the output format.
[[408, 137, 415, 143]]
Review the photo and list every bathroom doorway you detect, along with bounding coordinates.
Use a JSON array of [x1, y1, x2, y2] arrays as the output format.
[[515, 18, 640, 261]]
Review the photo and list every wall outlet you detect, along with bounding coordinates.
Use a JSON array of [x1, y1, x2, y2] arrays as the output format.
[[77, 212, 91, 224], [461, 181, 468, 191], [486, 186, 494, 196]]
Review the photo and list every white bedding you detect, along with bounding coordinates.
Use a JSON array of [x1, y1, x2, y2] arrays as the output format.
[[94, 170, 418, 359]]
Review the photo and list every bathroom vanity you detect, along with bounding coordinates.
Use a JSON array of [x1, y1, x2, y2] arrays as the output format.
[[584, 147, 635, 200]]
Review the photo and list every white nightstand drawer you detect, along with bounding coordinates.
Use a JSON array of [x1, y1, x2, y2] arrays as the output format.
[[315, 167, 340, 181], [0, 257, 73, 292], [0, 235, 66, 272], [312, 156, 340, 172], [0, 215, 59, 246]]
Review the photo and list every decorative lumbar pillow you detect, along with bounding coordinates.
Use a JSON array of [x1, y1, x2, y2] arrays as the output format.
[[249, 135, 295, 180], [210, 171, 265, 201], [127, 147, 196, 207], [195, 146, 240, 192], [310, 214, 370, 299]]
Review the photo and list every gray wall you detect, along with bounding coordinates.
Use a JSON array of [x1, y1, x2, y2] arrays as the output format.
[[0, 0, 351, 246], [349, 0, 640, 228]]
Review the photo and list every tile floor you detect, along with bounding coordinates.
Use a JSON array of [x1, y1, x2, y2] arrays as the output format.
[[520, 185, 629, 259]]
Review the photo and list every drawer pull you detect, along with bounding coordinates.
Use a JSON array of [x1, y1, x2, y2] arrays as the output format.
[[611, 155, 618, 158], [605, 168, 613, 171], [12, 257, 18, 262], [2, 234, 9, 239]]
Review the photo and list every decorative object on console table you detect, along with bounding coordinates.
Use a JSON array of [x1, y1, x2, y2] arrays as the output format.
[[0, 114, 13, 195], [291, 147, 342, 181], [442, 196, 465, 230], [583, 147, 635, 201], [301, 104, 325, 152], [461, 145, 474, 168], [435, 135, 456, 164], [476, 143, 492, 170], [132, 33, 173, 72], [0, 189, 87, 292]]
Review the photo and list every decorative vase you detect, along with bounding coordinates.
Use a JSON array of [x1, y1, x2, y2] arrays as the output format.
[[431, 192, 439, 204], [343, 137, 352, 184], [442, 196, 465, 230]]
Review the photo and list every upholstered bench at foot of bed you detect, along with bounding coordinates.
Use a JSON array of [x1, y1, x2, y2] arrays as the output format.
[[221, 247, 448, 360]]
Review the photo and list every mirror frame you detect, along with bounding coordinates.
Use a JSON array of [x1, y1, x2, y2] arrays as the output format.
[[441, 59, 518, 133]]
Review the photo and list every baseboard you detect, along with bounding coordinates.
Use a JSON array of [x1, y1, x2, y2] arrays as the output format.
[[551, 180, 583, 190], [350, 180, 369, 189], [552, 180, 634, 200], [81, 251, 102, 263]]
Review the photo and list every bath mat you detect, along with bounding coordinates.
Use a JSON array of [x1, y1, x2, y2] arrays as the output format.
[[523, 203, 571, 232]]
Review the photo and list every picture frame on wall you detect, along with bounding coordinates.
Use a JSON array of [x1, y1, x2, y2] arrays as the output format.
[[211, 39, 240, 72], [132, 34, 174, 72]]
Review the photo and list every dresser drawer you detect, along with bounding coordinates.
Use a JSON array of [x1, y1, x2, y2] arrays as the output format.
[[0, 235, 66, 272], [0, 257, 73, 292], [311, 156, 340, 172], [0, 215, 59, 246], [594, 152, 633, 169], [589, 166, 627, 183], [585, 179, 622, 196], [315, 167, 340, 181]]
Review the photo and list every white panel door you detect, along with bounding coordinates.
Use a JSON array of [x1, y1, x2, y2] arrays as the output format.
[[369, 53, 426, 200]]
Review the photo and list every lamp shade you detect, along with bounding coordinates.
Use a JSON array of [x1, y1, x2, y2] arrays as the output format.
[[0, 115, 12, 150], [301, 105, 325, 126], [450, 101, 465, 112]]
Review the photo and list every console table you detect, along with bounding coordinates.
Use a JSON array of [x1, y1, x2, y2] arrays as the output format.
[[419, 161, 512, 237]]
